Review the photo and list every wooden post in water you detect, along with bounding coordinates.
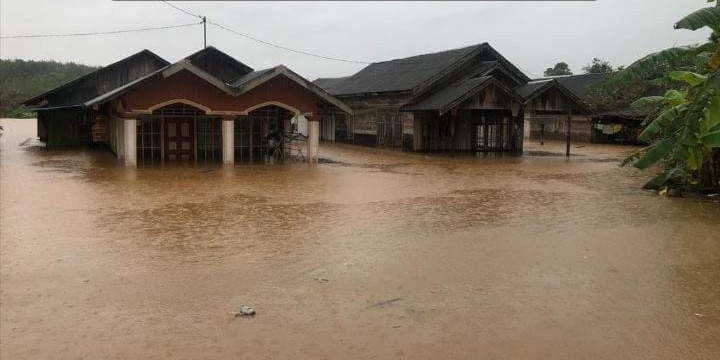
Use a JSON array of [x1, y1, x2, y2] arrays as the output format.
[[540, 123, 545, 145], [566, 108, 572, 157], [451, 115, 456, 156]]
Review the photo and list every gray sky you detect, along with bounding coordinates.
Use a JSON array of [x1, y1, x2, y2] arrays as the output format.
[[0, 0, 712, 80]]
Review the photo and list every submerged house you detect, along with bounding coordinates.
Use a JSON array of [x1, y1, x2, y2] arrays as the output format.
[[313, 43, 588, 152], [526, 73, 651, 144], [23, 47, 352, 166]]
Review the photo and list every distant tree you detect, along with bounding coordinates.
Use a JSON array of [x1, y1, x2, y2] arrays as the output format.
[[0, 59, 98, 118], [583, 58, 614, 74], [543, 62, 573, 76]]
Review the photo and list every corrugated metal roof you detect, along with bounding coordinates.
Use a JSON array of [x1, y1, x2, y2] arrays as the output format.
[[552, 73, 608, 98], [313, 76, 350, 92], [515, 79, 553, 99], [185, 46, 254, 83], [326, 44, 484, 95], [402, 76, 491, 112], [23, 49, 169, 109]]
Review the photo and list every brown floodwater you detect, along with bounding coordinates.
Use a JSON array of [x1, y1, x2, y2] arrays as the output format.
[[1, 117, 719, 359]]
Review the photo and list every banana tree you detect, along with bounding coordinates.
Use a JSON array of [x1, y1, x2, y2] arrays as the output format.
[[616, 1, 720, 190]]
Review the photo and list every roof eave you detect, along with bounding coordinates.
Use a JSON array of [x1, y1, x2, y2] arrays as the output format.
[[234, 66, 354, 115]]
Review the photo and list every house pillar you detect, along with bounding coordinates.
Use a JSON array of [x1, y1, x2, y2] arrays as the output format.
[[123, 118, 137, 166], [222, 116, 235, 165], [306, 115, 320, 163]]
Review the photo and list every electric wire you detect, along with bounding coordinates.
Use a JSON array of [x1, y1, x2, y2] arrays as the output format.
[[0, 22, 202, 39]]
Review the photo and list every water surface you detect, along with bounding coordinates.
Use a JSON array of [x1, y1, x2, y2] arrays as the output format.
[[1, 118, 719, 359]]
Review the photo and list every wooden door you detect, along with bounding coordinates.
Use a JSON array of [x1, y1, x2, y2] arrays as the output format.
[[165, 118, 194, 161]]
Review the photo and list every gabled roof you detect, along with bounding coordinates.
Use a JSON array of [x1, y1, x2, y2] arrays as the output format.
[[23, 49, 169, 110], [80, 55, 352, 115], [402, 76, 518, 115], [232, 65, 353, 114], [184, 46, 254, 83], [516, 79, 590, 113], [84, 59, 237, 107], [323, 43, 530, 96]]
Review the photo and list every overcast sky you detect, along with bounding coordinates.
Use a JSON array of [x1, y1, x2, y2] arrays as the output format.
[[0, 0, 713, 80]]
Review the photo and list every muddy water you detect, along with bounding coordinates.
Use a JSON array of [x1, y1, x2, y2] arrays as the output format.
[[1, 118, 719, 360]]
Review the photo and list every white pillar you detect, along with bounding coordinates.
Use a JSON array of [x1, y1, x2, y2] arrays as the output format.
[[222, 118, 234, 165], [307, 117, 320, 163], [123, 118, 137, 166]]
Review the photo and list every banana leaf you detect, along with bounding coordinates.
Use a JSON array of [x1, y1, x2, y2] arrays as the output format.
[[634, 138, 675, 169], [674, 6, 720, 32]]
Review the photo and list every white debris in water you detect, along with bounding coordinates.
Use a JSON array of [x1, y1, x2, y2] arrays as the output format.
[[230, 305, 255, 317]]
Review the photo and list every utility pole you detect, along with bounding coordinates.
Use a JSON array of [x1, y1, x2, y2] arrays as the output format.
[[202, 16, 207, 48]]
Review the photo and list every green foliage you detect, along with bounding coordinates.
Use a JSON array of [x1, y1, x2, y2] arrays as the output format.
[[675, 6, 720, 32], [583, 75, 652, 113], [582, 58, 613, 74], [0, 59, 97, 118], [608, 45, 714, 87], [618, 1, 720, 191], [544, 62, 573, 76]]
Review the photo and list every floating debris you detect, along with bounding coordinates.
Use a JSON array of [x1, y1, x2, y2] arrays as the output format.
[[368, 297, 403, 309], [229, 305, 255, 317]]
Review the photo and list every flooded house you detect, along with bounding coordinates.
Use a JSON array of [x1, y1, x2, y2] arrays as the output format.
[[527, 73, 650, 144], [313, 43, 587, 152], [22, 46, 352, 166]]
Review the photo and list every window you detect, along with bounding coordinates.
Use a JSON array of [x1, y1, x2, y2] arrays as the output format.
[[136, 117, 161, 162], [234, 112, 282, 162], [196, 118, 222, 162]]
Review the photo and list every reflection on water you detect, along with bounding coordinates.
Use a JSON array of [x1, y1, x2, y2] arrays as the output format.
[[1, 118, 719, 360]]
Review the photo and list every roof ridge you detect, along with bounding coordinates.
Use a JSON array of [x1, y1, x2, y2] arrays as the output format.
[[371, 43, 486, 65]]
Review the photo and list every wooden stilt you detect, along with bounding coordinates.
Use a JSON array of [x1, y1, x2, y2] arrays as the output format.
[[451, 115, 456, 156]]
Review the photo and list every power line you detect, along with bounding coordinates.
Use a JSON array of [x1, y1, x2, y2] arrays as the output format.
[[208, 21, 371, 64], [162, 0, 202, 20], [161, 1, 371, 64], [0, 22, 202, 39]]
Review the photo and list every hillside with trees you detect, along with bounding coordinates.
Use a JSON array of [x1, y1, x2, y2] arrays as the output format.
[[0, 59, 98, 118]]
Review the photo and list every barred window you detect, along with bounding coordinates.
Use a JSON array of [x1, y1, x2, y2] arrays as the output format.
[[136, 117, 161, 163]]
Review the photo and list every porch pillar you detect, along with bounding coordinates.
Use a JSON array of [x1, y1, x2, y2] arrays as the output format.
[[123, 118, 137, 166], [306, 115, 320, 163], [222, 117, 234, 165]]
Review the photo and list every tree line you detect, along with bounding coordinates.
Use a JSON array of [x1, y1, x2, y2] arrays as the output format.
[[0, 59, 98, 118], [543, 58, 614, 76]]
